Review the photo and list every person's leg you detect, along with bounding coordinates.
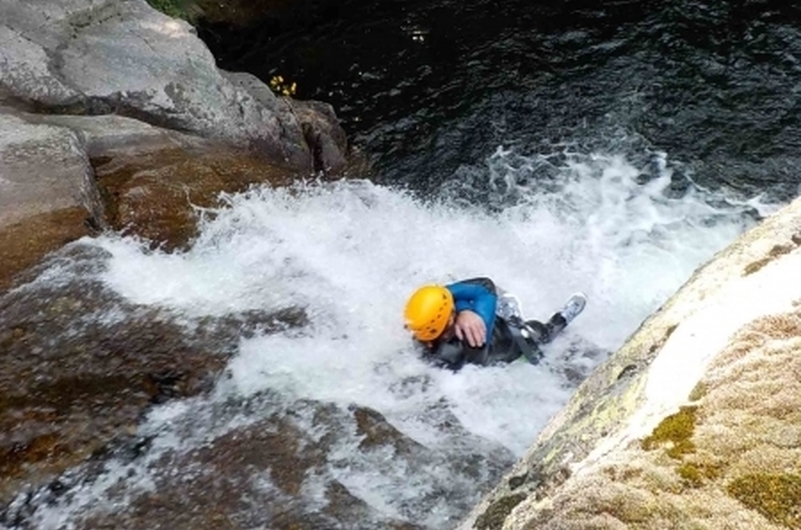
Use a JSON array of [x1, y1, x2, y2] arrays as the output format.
[[525, 314, 566, 345], [526, 293, 586, 344], [559, 293, 587, 325]]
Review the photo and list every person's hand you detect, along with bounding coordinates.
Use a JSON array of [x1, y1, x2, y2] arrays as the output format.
[[454, 310, 486, 348]]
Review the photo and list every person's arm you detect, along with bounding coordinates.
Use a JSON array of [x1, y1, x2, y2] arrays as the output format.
[[453, 310, 486, 347], [447, 279, 498, 346]]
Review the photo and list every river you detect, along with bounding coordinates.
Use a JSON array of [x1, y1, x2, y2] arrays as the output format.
[[3, 0, 800, 528]]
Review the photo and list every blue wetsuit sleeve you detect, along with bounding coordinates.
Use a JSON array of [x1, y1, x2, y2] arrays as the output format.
[[446, 280, 497, 340]]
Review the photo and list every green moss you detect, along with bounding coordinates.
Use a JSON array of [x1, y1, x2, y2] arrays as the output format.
[[677, 461, 721, 488], [678, 463, 704, 487], [688, 381, 708, 402], [145, 0, 196, 21], [727, 473, 801, 529], [475, 493, 527, 530], [744, 244, 795, 276], [641, 406, 697, 459]]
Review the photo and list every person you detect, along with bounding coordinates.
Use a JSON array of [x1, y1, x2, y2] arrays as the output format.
[[403, 277, 586, 371]]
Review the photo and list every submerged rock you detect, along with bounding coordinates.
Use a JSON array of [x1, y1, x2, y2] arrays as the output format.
[[2, 388, 515, 530], [458, 197, 801, 528], [0, 243, 308, 508]]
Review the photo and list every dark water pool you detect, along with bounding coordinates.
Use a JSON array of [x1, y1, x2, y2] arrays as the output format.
[[199, 0, 801, 201]]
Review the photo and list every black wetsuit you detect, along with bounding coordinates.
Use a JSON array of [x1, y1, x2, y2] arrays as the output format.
[[420, 277, 566, 371]]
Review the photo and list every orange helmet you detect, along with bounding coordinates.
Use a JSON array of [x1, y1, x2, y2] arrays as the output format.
[[404, 285, 454, 342]]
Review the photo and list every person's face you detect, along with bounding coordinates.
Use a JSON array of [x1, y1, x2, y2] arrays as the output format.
[[440, 310, 457, 340]]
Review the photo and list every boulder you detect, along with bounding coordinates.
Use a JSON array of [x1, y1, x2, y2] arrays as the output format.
[[0, 0, 347, 173], [0, 112, 97, 291], [224, 71, 349, 175], [0, 0, 352, 291], [0, 109, 299, 290], [0, 113, 94, 228], [458, 197, 801, 529]]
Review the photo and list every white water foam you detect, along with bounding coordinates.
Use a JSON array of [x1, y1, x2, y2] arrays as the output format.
[[90, 148, 766, 456], [16, 147, 776, 529]]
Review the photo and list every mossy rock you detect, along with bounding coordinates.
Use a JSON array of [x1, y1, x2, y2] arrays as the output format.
[[474, 493, 527, 530], [688, 381, 708, 402], [727, 473, 801, 529], [677, 461, 722, 488], [641, 406, 698, 459]]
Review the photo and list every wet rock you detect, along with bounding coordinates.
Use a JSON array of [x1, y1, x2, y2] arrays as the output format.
[[351, 405, 425, 453], [28, 397, 511, 530], [0, 112, 97, 290], [0, 0, 352, 292], [0, 243, 307, 507], [457, 197, 801, 529], [0, 0, 356, 297], [0, 208, 92, 293], [92, 140, 294, 250], [0, 109, 302, 290]]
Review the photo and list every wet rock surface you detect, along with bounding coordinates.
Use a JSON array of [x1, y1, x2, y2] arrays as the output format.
[[0, 0, 347, 172], [0, 208, 93, 293], [92, 141, 295, 251], [1, 240, 516, 529], [2, 386, 515, 529], [0, 0, 352, 295], [0, 109, 307, 291], [457, 197, 801, 529], [0, 243, 307, 509]]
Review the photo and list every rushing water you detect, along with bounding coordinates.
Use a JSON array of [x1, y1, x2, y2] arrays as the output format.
[[5, 0, 801, 528], [2, 158, 777, 529]]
